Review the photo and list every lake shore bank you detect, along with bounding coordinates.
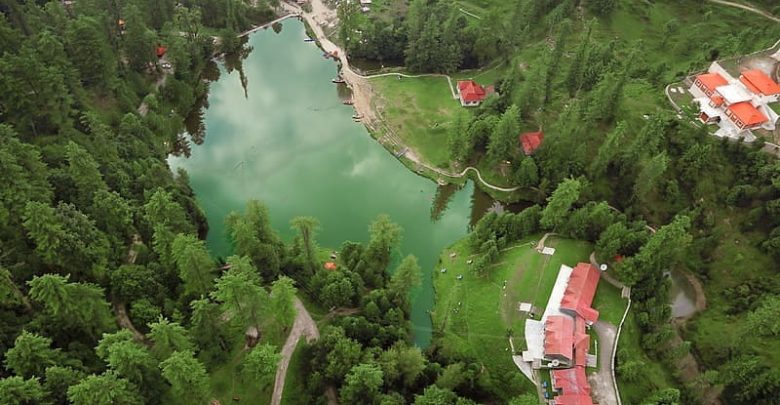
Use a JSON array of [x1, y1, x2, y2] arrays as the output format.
[[276, 0, 532, 204]]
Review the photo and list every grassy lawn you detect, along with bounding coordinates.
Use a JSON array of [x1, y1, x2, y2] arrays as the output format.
[[371, 75, 462, 168]]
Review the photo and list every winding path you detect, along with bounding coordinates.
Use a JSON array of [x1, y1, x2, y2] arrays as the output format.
[[271, 297, 319, 405], [707, 0, 780, 23]]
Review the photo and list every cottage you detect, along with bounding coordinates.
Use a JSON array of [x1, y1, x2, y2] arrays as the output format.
[[520, 131, 544, 155], [456, 80, 487, 107]]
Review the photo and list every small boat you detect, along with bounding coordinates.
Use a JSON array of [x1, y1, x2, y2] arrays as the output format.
[[332, 77, 345, 84], [343, 99, 354, 105], [303, 38, 315, 42], [352, 114, 362, 119]]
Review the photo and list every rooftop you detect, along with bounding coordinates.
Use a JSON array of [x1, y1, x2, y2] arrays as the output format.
[[728, 102, 769, 127], [740, 69, 780, 96], [520, 131, 544, 155], [457, 80, 487, 103], [715, 84, 752, 104], [696, 72, 728, 93], [545, 315, 575, 360], [560, 263, 600, 324]]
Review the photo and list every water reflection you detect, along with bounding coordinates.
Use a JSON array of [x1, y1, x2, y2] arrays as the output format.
[[169, 20, 521, 346]]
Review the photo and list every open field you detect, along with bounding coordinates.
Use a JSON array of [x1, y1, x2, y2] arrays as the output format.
[[371, 75, 462, 168]]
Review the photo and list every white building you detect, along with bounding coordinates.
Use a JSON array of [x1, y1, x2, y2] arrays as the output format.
[[689, 62, 780, 140]]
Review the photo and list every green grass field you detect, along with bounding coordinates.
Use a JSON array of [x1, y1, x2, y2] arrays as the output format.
[[370, 75, 462, 168]]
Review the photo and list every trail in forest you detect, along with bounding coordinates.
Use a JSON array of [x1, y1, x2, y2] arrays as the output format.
[[270, 297, 319, 405]]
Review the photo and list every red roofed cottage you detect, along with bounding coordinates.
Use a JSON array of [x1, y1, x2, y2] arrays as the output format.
[[457, 80, 487, 107], [520, 131, 544, 155]]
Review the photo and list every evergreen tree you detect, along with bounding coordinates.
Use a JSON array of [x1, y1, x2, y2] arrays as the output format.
[[159, 351, 210, 404]]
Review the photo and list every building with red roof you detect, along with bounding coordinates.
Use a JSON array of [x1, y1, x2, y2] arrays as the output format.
[[726, 102, 769, 130], [544, 316, 574, 366], [688, 62, 779, 139], [560, 263, 601, 325], [520, 131, 544, 155], [156, 46, 168, 58], [551, 367, 594, 405], [456, 80, 487, 107], [694, 72, 728, 97], [739, 69, 780, 97]]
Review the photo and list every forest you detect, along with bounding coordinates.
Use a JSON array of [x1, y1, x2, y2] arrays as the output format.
[[2, 0, 780, 404], [340, 0, 780, 404]]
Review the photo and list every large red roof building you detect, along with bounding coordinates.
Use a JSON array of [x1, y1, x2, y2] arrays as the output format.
[[457, 80, 487, 107], [539, 262, 601, 405], [689, 62, 780, 138], [560, 263, 601, 324]]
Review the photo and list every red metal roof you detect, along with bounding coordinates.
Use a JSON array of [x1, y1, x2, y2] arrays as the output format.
[[727, 102, 768, 127], [156, 46, 167, 58], [560, 263, 601, 324], [457, 80, 486, 103], [545, 316, 574, 360], [710, 94, 725, 106], [520, 131, 544, 155], [740, 69, 780, 96], [554, 394, 595, 405], [696, 72, 728, 93], [573, 317, 590, 367], [552, 367, 592, 399]]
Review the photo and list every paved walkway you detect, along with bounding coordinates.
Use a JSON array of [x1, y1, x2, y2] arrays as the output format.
[[271, 297, 319, 405], [591, 321, 619, 405]]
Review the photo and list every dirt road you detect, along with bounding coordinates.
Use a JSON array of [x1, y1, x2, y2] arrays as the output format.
[[270, 297, 319, 405]]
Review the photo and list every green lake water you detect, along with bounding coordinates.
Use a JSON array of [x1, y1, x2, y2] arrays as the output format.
[[170, 20, 499, 346]]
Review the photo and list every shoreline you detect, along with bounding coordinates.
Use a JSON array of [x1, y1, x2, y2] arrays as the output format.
[[277, 0, 532, 204]]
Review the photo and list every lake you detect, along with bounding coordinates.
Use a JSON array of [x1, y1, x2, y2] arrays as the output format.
[[169, 20, 500, 346]]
